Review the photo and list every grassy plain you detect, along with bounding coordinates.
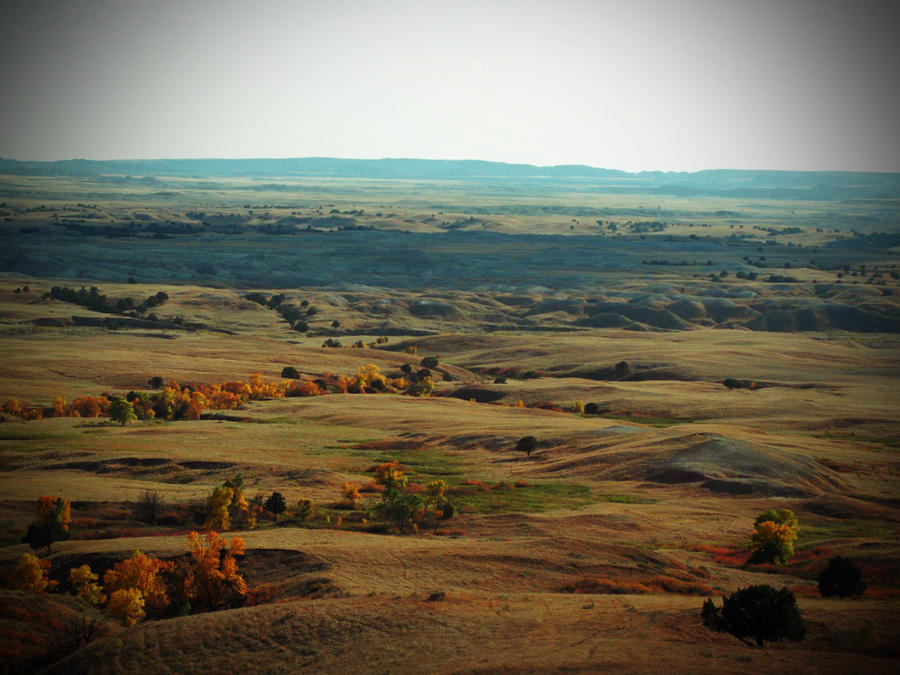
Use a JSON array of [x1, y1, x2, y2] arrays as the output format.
[[0, 169, 898, 672]]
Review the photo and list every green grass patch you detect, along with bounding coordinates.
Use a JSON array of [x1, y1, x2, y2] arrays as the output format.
[[598, 493, 659, 505], [451, 482, 593, 514], [798, 518, 898, 547], [812, 431, 900, 450]]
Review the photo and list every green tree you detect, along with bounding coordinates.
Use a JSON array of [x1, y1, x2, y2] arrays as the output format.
[[375, 462, 423, 533], [23, 496, 70, 554], [109, 398, 137, 425], [516, 435, 537, 458], [280, 366, 300, 379], [711, 585, 806, 646], [265, 491, 287, 522], [818, 556, 866, 598]]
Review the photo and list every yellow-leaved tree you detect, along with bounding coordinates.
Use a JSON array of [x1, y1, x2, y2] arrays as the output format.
[[69, 564, 106, 606], [10, 553, 53, 592], [107, 588, 145, 627], [749, 509, 798, 565]]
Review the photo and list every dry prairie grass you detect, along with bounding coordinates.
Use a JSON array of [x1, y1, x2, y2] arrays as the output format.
[[0, 278, 898, 672]]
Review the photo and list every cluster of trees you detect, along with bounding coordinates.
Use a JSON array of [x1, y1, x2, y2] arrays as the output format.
[[244, 292, 314, 332], [204, 476, 258, 530], [11, 531, 247, 627], [43, 285, 169, 316], [700, 556, 867, 647], [371, 462, 455, 533], [3, 365, 437, 424], [281, 363, 434, 397], [196, 467, 456, 536]]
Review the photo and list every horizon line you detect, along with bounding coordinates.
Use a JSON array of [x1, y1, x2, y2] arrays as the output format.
[[1, 155, 899, 176]]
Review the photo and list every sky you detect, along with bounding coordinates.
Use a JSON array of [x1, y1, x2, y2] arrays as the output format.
[[1, 0, 898, 172]]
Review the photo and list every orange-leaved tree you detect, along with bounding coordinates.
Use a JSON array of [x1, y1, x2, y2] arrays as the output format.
[[103, 550, 172, 617], [183, 531, 248, 611], [342, 482, 361, 507]]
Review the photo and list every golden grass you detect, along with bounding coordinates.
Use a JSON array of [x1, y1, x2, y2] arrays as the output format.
[[1, 277, 898, 672]]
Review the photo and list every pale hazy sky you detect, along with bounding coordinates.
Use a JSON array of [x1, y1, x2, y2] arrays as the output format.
[[1, 0, 898, 172]]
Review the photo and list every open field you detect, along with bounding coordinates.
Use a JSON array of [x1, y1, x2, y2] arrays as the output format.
[[0, 165, 898, 672]]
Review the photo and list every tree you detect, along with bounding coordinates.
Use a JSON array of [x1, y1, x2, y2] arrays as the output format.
[[584, 402, 601, 415], [24, 496, 71, 554], [109, 398, 137, 425], [818, 556, 866, 598], [10, 553, 53, 592], [148, 376, 165, 389], [749, 521, 797, 565], [374, 462, 422, 533], [205, 486, 234, 530], [516, 436, 537, 458], [103, 550, 172, 617], [281, 366, 300, 379], [107, 588, 145, 627], [421, 356, 439, 369], [183, 531, 247, 612], [614, 361, 631, 378], [294, 499, 314, 522], [69, 564, 106, 606], [204, 475, 253, 530], [749, 509, 798, 565], [341, 482, 360, 507], [265, 491, 287, 522], [704, 585, 806, 646]]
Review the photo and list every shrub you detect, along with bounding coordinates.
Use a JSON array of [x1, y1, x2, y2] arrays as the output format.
[[134, 489, 165, 525], [818, 556, 866, 598], [702, 585, 806, 646]]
